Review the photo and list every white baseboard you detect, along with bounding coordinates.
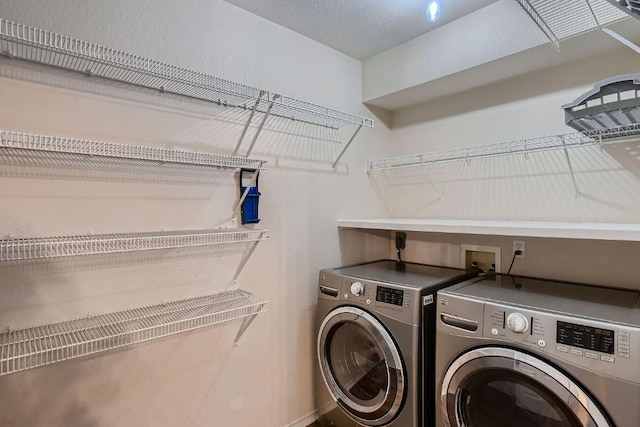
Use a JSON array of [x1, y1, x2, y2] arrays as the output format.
[[285, 410, 318, 427]]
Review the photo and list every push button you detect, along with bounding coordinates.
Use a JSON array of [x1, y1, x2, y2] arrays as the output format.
[[600, 355, 615, 363], [584, 351, 598, 359], [570, 348, 583, 356], [556, 345, 569, 353]]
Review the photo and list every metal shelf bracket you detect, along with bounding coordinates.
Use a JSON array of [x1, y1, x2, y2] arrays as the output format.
[[234, 92, 265, 156], [562, 135, 581, 199], [588, 0, 640, 55], [421, 162, 445, 202], [231, 231, 268, 284], [233, 313, 260, 346], [331, 124, 363, 172]]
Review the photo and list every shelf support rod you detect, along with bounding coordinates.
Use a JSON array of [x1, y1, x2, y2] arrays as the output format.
[[244, 94, 278, 158], [561, 135, 581, 199], [233, 91, 264, 156], [515, 0, 560, 51], [331, 125, 363, 172], [233, 311, 262, 345], [586, 0, 640, 55], [232, 237, 263, 283], [601, 27, 640, 55], [421, 162, 445, 202]]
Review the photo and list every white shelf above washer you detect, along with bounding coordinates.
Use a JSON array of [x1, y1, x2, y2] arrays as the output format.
[[337, 219, 640, 241]]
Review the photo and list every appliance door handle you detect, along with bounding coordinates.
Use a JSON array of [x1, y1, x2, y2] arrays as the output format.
[[440, 313, 478, 332], [319, 285, 339, 297]]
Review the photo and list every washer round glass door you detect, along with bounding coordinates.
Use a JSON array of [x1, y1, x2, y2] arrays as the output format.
[[317, 306, 405, 426], [441, 347, 611, 427]]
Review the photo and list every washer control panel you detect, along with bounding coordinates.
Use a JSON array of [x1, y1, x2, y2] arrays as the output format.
[[318, 269, 425, 324], [482, 301, 639, 383]]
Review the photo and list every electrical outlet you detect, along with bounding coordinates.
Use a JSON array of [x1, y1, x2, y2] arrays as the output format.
[[513, 240, 526, 259]]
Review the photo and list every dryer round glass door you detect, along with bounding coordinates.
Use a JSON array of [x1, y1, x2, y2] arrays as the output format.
[[441, 347, 611, 427], [317, 306, 405, 426]]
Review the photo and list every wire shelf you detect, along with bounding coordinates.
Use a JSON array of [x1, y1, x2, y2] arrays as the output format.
[[0, 229, 270, 262], [562, 74, 640, 133], [0, 18, 373, 130], [367, 124, 640, 171], [0, 289, 268, 376], [604, 0, 640, 22], [515, 0, 629, 47], [0, 130, 266, 170]]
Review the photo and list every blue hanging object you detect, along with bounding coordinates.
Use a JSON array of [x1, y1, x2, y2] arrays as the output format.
[[240, 168, 261, 224]]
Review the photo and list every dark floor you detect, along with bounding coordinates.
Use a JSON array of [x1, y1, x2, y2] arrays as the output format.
[[307, 422, 319, 427]]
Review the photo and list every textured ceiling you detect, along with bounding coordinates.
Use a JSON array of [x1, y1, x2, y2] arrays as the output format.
[[223, 0, 499, 60]]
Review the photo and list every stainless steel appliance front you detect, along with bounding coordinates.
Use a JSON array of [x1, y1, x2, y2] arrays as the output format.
[[435, 275, 640, 427], [316, 260, 476, 427]]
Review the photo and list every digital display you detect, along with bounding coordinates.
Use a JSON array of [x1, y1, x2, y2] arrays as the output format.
[[557, 321, 614, 354], [376, 286, 404, 306]]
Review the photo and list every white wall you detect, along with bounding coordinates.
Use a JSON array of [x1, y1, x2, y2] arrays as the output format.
[[362, 0, 548, 107], [0, 1, 388, 426], [369, 46, 640, 224]]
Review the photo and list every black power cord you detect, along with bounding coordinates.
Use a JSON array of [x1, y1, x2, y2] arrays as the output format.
[[395, 232, 406, 262], [507, 250, 522, 274]]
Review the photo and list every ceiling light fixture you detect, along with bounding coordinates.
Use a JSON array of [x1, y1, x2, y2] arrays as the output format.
[[426, 0, 441, 22]]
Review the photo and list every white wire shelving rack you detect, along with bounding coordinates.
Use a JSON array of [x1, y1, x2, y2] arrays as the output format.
[[0, 18, 373, 169], [366, 123, 640, 200], [0, 130, 266, 170], [0, 289, 269, 376], [0, 229, 268, 261], [0, 228, 269, 283], [515, 0, 638, 53]]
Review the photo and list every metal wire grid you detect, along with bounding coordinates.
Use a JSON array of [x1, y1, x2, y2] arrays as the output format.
[[516, 0, 629, 44], [572, 105, 640, 131], [368, 124, 640, 171], [604, 0, 640, 19], [265, 95, 374, 129], [0, 289, 268, 376], [0, 131, 266, 170], [0, 149, 238, 186], [0, 18, 373, 130], [0, 229, 270, 262]]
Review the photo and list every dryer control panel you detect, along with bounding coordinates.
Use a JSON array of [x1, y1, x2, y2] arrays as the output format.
[[481, 302, 639, 384]]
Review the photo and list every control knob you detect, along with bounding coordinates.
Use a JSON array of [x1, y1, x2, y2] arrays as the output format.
[[350, 281, 365, 296], [506, 313, 529, 333]]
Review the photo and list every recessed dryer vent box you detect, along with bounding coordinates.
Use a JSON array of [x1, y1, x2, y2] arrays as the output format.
[[562, 74, 640, 135]]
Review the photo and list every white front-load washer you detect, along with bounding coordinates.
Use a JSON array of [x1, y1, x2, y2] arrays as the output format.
[[435, 274, 640, 427]]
